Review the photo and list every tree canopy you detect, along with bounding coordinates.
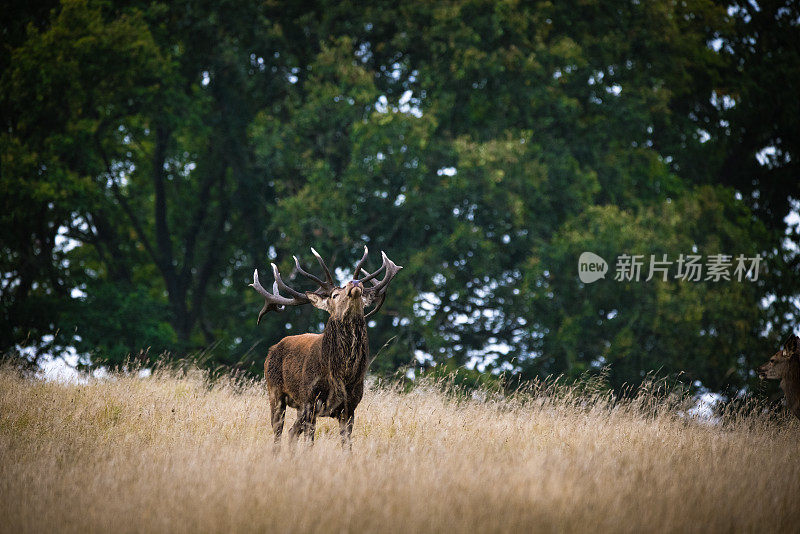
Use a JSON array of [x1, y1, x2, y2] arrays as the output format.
[[2, 0, 798, 392]]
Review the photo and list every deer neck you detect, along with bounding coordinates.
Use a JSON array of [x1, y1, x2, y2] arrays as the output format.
[[322, 314, 370, 382], [781, 362, 800, 417]]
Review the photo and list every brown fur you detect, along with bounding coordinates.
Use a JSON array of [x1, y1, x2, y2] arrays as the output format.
[[758, 334, 800, 420], [264, 282, 371, 447]]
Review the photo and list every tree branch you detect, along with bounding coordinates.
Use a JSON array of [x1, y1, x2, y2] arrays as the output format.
[[179, 167, 216, 284], [188, 172, 230, 337], [108, 174, 160, 264], [97, 144, 160, 267], [153, 125, 176, 277]]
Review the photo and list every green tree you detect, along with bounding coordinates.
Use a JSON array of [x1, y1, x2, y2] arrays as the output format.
[[261, 0, 783, 391], [532, 186, 769, 390], [2, 0, 289, 365], [1, 0, 796, 394], [1, 0, 169, 359]]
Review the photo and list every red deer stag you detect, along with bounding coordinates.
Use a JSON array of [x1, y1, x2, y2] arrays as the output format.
[[250, 247, 401, 447], [758, 334, 800, 420]]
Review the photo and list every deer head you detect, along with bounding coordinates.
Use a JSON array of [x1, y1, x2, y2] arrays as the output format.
[[758, 334, 800, 380], [249, 246, 402, 324]]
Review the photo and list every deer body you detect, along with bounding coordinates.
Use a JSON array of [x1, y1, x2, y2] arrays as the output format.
[[266, 315, 370, 442], [251, 247, 400, 446], [778, 368, 800, 420], [758, 334, 800, 420], [266, 333, 326, 411]]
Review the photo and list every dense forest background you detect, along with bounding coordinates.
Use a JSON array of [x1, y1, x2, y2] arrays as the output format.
[[2, 0, 799, 393]]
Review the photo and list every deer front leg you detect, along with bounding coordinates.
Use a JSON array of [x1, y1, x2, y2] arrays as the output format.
[[338, 407, 354, 450], [288, 403, 317, 443], [287, 406, 306, 441]]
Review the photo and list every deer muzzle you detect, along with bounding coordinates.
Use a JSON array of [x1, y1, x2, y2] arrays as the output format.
[[757, 363, 769, 379], [348, 281, 363, 299]]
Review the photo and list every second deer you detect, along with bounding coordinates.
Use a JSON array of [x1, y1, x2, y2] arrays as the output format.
[[758, 334, 800, 420]]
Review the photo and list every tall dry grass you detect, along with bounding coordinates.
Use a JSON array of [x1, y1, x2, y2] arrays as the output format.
[[1, 365, 798, 534]]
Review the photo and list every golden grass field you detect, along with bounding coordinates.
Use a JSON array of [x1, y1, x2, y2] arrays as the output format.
[[1, 365, 799, 533]]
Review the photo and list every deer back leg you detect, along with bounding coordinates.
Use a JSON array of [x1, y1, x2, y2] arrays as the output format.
[[303, 398, 325, 443], [269, 391, 287, 445], [305, 406, 318, 443]]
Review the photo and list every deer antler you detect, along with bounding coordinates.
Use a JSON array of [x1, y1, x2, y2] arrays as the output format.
[[292, 247, 335, 295], [250, 248, 336, 323], [353, 246, 370, 279], [359, 268, 387, 318], [353, 247, 402, 318], [360, 251, 402, 295], [292, 248, 338, 295]]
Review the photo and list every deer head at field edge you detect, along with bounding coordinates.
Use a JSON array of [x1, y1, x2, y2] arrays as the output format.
[[758, 333, 800, 421]]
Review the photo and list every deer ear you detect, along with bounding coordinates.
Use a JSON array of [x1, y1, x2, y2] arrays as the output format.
[[362, 291, 384, 309], [306, 292, 330, 312], [787, 334, 800, 353]]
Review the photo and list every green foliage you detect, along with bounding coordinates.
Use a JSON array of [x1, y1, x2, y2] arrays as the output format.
[[64, 282, 176, 364], [532, 186, 769, 390], [1, 0, 797, 394]]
